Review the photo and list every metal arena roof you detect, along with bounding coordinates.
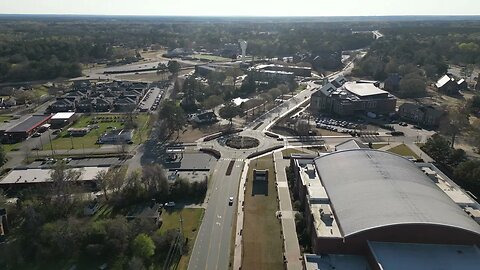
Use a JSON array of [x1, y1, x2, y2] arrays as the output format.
[[314, 149, 480, 237]]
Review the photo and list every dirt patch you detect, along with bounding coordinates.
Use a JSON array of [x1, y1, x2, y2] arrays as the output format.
[[177, 124, 226, 143]]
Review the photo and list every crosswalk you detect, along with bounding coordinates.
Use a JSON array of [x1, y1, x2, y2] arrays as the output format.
[[219, 158, 245, 162], [359, 134, 382, 143]]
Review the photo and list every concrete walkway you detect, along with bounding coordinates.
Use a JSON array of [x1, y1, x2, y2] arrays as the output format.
[[232, 160, 249, 270], [407, 143, 434, 162], [273, 151, 303, 270]]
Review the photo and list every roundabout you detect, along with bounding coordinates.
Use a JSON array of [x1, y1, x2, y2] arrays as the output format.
[[224, 135, 260, 149]]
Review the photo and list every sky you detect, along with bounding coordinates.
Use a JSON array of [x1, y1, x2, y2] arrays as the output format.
[[0, 0, 479, 17]]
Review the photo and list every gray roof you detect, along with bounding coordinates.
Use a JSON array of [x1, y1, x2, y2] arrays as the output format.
[[317, 82, 337, 97], [314, 149, 480, 237], [368, 241, 480, 270], [6, 115, 51, 133]]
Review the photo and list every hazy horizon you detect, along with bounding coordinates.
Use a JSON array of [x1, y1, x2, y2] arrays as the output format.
[[1, 0, 479, 17]]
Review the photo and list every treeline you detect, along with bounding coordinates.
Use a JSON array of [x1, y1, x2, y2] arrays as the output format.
[[0, 163, 206, 269], [421, 134, 480, 198], [353, 21, 480, 87], [0, 19, 376, 83], [0, 38, 112, 82]]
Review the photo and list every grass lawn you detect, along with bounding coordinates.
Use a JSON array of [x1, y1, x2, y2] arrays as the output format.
[[0, 114, 12, 123], [44, 113, 151, 150], [158, 208, 205, 270], [190, 54, 232, 62], [33, 85, 49, 97], [282, 148, 307, 158], [387, 144, 420, 159], [242, 155, 284, 270], [2, 142, 22, 152], [371, 143, 389, 149]]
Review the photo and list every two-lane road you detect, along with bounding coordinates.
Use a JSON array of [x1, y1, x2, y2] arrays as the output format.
[[189, 157, 245, 270]]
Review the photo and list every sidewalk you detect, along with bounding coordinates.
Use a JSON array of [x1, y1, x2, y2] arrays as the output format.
[[273, 151, 303, 270], [232, 160, 249, 270]]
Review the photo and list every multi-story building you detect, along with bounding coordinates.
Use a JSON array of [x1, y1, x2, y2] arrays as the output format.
[[291, 142, 480, 269], [398, 103, 444, 127], [311, 79, 396, 116]]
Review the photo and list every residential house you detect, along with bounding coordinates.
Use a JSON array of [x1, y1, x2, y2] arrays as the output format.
[[48, 98, 75, 113], [114, 97, 136, 112], [72, 80, 92, 91], [398, 103, 444, 127], [192, 111, 218, 124], [436, 74, 460, 95], [76, 98, 94, 112], [94, 98, 112, 112]]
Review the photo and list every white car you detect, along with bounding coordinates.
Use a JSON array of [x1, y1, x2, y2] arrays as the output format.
[[229, 197, 234, 206], [165, 201, 175, 207]]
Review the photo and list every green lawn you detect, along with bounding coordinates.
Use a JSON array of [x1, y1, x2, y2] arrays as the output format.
[[242, 155, 284, 270], [0, 114, 12, 123], [190, 54, 232, 62], [371, 143, 389, 149], [33, 86, 49, 97], [158, 208, 205, 270], [44, 113, 151, 150], [2, 142, 22, 152], [387, 144, 420, 159]]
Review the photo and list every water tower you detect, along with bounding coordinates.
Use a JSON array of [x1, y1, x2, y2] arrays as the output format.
[[239, 40, 248, 64]]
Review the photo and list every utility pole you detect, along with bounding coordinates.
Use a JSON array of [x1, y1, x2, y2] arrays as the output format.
[[179, 212, 184, 237], [48, 131, 55, 159]]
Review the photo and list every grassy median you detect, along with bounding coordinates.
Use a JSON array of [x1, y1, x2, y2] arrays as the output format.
[[387, 143, 420, 159], [242, 155, 283, 270]]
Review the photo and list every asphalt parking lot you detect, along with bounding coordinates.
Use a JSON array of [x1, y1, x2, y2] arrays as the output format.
[[138, 87, 163, 111]]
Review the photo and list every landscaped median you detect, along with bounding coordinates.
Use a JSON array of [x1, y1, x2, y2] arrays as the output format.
[[241, 154, 284, 269], [42, 113, 152, 151]]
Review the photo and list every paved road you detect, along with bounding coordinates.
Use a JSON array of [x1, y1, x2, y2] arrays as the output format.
[[188, 157, 244, 270], [189, 59, 361, 270]]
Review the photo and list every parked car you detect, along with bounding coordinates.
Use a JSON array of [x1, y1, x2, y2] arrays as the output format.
[[165, 201, 175, 207], [229, 197, 234, 206]]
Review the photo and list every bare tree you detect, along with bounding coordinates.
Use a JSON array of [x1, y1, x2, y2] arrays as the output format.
[[440, 105, 470, 148], [142, 164, 169, 197], [94, 170, 111, 201]]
